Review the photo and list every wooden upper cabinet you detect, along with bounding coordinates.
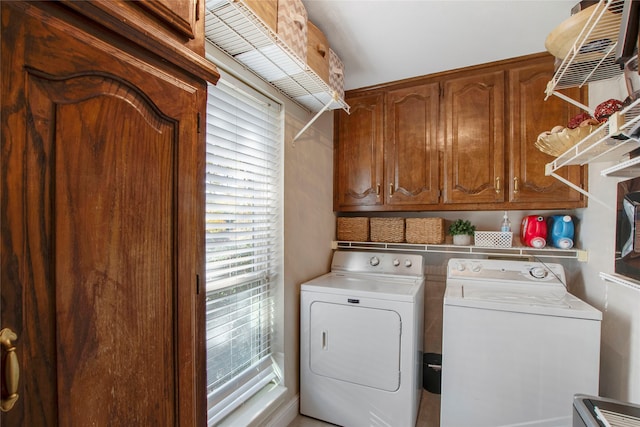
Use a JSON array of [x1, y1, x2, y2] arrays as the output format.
[[137, 0, 198, 39], [385, 83, 440, 206], [60, 0, 218, 82], [333, 53, 588, 212], [443, 70, 505, 204], [508, 57, 587, 207], [334, 92, 385, 210]]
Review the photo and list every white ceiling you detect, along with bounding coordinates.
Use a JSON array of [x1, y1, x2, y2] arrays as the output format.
[[301, 0, 576, 90]]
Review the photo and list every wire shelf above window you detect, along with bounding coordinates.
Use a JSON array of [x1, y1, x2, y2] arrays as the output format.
[[204, 0, 349, 115]]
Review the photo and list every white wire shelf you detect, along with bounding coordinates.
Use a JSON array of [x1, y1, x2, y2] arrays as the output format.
[[545, 0, 625, 96], [333, 241, 588, 262], [601, 155, 640, 176], [546, 98, 640, 173], [204, 0, 349, 115], [599, 272, 640, 291]]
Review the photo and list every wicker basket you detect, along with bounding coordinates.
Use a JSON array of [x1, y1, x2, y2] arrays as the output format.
[[370, 218, 405, 243], [406, 218, 445, 244], [474, 231, 513, 248], [336, 217, 369, 241]]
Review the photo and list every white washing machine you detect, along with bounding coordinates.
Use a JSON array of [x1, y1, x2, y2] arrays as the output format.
[[300, 250, 425, 427], [441, 258, 602, 427]]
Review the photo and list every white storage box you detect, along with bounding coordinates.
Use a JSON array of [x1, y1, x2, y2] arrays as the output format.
[[474, 231, 513, 248]]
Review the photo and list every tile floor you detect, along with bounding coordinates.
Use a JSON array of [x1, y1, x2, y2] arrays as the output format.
[[287, 390, 440, 427]]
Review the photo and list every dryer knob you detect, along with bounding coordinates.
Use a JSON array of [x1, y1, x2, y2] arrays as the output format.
[[404, 259, 412, 268], [393, 259, 400, 267], [530, 267, 548, 279], [455, 262, 465, 272], [472, 264, 482, 273], [370, 256, 380, 266]]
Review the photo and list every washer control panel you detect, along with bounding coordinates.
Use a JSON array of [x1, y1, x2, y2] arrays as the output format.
[[331, 251, 424, 277], [447, 258, 565, 284]]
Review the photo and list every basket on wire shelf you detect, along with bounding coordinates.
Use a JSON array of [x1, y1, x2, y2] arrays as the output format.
[[405, 218, 445, 244], [370, 217, 405, 243], [336, 217, 369, 242]]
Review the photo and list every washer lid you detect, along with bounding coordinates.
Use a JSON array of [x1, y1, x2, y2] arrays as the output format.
[[444, 282, 602, 320], [301, 272, 423, 302]]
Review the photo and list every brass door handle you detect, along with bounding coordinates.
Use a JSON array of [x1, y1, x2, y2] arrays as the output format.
[[376, 184, 381, 196], [495, 176, 501, 194], [0, 328, 19, 412], [513, 177, 519, 194], [389, 183, 394, 196]]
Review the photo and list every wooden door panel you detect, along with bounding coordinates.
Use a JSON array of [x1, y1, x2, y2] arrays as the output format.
[[28, 72, 175, 424], [335, 93, 384, 209], [25, 69, 177, 427], [386, 84, 440, 206], [509, 58, 586, 206], [2, 3, 204, 425], [444, 71, 505, 204]]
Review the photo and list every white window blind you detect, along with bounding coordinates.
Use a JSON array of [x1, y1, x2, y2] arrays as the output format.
[[204, 77, 282, 425]]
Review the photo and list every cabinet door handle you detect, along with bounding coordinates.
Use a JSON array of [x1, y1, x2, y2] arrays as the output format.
[[0, 328, 19, 412], [389, 183, 394, 196], [376, 184, 381, 195], [495, 176, 501, 194], [513, 177, 519, 194]]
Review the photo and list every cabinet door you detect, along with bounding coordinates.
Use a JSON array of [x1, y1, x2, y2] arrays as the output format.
[[137, 0, 198, 38], [508, 58, 587, 207], [335, 93, 385, 210], [1, 3, 204, 425], [385, 83, 440, 206], [443, 70, 505, 204]]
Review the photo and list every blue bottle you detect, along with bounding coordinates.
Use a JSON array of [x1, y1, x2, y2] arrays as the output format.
[[548, 215, 574, 249]]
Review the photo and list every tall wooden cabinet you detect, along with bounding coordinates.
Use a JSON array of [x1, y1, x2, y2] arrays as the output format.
[[334, 52, 587, 212], [1, 2, 218, 425]]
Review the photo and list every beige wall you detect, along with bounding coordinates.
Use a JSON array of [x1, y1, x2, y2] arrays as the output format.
[[281, 109, 336, 397]]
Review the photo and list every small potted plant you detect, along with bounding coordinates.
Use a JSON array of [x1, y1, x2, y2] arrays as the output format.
[[448, 219, 476, 246]]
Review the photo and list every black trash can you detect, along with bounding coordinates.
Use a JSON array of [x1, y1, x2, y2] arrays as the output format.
[[422, 353, 442, 394]]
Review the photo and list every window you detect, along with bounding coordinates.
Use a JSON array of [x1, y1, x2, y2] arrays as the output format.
[[204, 75, 283, 425]]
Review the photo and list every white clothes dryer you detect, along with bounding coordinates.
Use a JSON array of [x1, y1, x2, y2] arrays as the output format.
[[441, 258, 602, 427], [300, 251, 425, 427]]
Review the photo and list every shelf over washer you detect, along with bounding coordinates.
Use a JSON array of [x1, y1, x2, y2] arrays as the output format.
[[333, 241, 588, 262]]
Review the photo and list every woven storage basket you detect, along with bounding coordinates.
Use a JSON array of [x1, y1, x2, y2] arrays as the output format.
[[329, 48, 345, 100], [474, 231, 513, 248], [336, 217, 369, 241], [276, 0, 308, 62], [370, 218, 405, 243], [406, 218, 445, 244]]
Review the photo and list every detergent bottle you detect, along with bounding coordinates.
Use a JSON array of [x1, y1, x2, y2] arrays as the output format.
[[520, 215, 547, 248], [548, 215, 574, 249]]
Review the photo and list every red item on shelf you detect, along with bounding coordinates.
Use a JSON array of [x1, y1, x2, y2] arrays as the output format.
[[567, 112, 593, 129], [594, 99, 623, 122]]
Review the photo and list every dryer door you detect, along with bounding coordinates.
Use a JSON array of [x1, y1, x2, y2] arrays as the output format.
[[309, 301, 401, 391]]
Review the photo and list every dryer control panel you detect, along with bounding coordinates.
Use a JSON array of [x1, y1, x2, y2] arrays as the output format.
[[447, 258, 566, 285], [331, 251, 424, 278]]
